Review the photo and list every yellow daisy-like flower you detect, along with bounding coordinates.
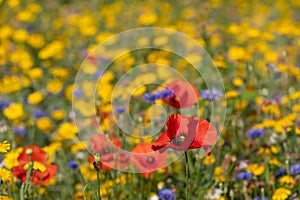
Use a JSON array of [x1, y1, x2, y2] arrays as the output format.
[[0, 195, 12, 200], [203, 155, 216, 165], [0, 167, 12, 183], [3, 103, 24, 120], [232, 77, 244, 87], [27, 91, 44, 105], [225, 90, 239, 98], [56, 122, 77, 140], [36, 117, 54, 132], [23, 161, 46, 172], [51, 109, 66, 120], [47, 79, 63, 94], [3, 147, 23, 169], [0, 141, 11, 153], [279, 175, 295, 188], [246, 163, 265, 176], [272, 188, 291, 200]]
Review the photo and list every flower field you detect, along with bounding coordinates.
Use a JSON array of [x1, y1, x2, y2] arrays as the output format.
[[1, 0, 300, 199]]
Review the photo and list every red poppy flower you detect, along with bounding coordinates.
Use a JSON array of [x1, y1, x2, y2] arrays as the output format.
[[131, 143, 167, 177], [151, 114, 218, 153], [163, 80, 199, 108], [13, 146, 57, 185], [89, 134, 129, 170]]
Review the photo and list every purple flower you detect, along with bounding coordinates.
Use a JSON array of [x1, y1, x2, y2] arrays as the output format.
[[254, 197, 269, 200], [156, 88, 174, 99], [276, 167, 286, 179], [143, 93, 157, 103], [12, 126, 26, 136], [32, 109, 47, 118], [73, 89, 84, 98], [94, 70, 104, 79], [247, 128, 264, 138], [158, 189, 175, 200], [115, 106, 126, 113], [201, 88, 223, 101], [290, 163, 300, 175], [68, 160, 79, 170], [0, 99, 10, 110], [237, 172, 252, 180]]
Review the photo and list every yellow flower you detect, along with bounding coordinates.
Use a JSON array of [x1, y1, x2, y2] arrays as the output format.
[[0, 25, 13, 39], [38, 40, 64, 60], [16, 10, 34, 22], [7, 0, 20, 7], [36, 117, 54, 132], [27, 34, 45, 48], [12, 29, 29, 42], [0, 141, 10, 153], [49, 67, 70, 80], [3, 103, 24, 120], [43, 142, 61, 162], [203, 155, 216, 165], [71, 141, 87, 153], [296, 127, 300, 135], [138, 13, 158, 25], [226, 90, 239, 98], [27, 92, 44, 105], [3, 147, 23, 169], [214, 166, 226, 182], [79, 163, 97, 181], [232, 78, 244, 87], [228, 46, 250, 61], [56, 122, 77, 140], [27, 68, 43, 80], [0, 195, 12, 200], [0, 75, 22, 93], [272, 188, 291, 200], [23, 161, 46, 172], [51, 109, 66, 120], [47, 80, 63, 94], [0, 167, 12, 183], [246, 163, 265, 176], [268, 158, 282, 167], [279, 175, 295, 188]]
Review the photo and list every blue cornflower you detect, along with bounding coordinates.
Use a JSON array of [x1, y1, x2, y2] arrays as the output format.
[[94, 70, 104, 79], [237, 172, 253, 180], [156, 88, 174, 99], [158, 189, 175, 200], [68, 160, 79, 170], [115, 106, 126, 113], [0, 99, 10, 110], [12, 126, 26, 136], [275, 167, 287, 179], [290, 163, 300, 175], [247, 128, 265, 138], [253, 197, 269, 200], [143, 93, 157, 103], [73, 89, 84, 98], [201, 88, 223, 101], [32, 109, 47, 118]]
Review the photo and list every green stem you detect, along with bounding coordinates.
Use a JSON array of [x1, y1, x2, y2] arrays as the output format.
[[96, 170, 101, 200], [185, 151, 189, 200]]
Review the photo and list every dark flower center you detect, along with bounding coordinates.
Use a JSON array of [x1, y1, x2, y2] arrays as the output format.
[[102, 147, 111, 154], [146, 156, 155, 163], [172, 133, 186, 146]]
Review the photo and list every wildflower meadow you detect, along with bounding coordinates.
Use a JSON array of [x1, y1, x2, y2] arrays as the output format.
[[1, 0, 300, 200]]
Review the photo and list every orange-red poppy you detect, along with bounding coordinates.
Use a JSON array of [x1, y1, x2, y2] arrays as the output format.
[[131, 143, 167, 177], [13, 146, 57, 185], [152, 114, 218, 153], [89, 134, 129, 170], [162, 80, 199, 108]]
